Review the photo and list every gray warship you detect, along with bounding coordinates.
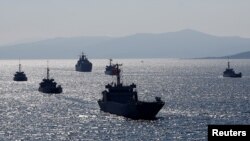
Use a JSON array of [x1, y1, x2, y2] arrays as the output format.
[[105, 59, 116, 75], [13, 61, 28, 81], [38, 63, 62, 94], [75, 52, 92, 72], [223, 59, 242, 78], [98, 64, 165, 120]]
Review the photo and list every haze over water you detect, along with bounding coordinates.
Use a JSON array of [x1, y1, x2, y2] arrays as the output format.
[[0, 59, 249, 140]]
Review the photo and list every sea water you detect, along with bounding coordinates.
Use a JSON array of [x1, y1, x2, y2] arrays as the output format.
[[0, 59, 249, 140]]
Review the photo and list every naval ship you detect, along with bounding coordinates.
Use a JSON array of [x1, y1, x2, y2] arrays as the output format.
[[223, 59, 242, 78], [13, 61, 28, 81], [38, 63, 62, 94], [98, 64, 165, 120], [105, 59, 116, 75], [75, 52, 92, 72]]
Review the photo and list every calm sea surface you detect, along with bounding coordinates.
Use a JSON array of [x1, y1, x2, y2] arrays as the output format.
[[0, 59, 249, 141]]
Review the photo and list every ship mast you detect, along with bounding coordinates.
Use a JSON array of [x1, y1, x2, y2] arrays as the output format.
[[109, 59, 112, 66], [47, 60, 50, 79], [115, 64, 122, 85], [19, 58, 21, 72], [227, 57, 230, 69], [82, 52, 85, 60]]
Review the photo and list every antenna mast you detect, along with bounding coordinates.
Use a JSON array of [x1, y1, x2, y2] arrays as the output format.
[[227, 57, 230, 69], [116, 64, 122, 85], [47, 60, 50, 79], [109, 59, 112, 66], [19, 58, 21, 72]]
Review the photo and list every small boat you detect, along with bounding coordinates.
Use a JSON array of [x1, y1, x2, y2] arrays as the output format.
[[105, 59, 116, 75], [38, 62, 62, 94], [13, 60, 28, 81], [223, 58, 242, 78], [75, 52, 92, 72], [98, 64, 165, 120]]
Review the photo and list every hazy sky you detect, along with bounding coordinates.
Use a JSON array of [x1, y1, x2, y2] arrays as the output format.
[[1, 0, 250, 46]]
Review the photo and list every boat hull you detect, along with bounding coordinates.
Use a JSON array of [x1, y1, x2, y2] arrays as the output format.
[[38, 87, 62, 94], [75, 64, 92, 72], [104, 70, 116, 75], [13, 77, 27, 81], [13, 72, 28, 81], [223, 73, 242, 78], [98, 100, 164, 120]]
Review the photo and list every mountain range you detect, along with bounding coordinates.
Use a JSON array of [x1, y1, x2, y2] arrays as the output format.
[[202, 51, 250, 59], [0, 29, 250, 59]]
